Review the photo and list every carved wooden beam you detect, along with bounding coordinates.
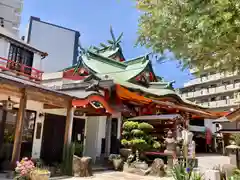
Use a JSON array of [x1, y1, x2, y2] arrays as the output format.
[[26, 89, 70, 108]]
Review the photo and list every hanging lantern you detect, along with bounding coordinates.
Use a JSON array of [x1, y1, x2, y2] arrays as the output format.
[[2, 97, 14, 111]]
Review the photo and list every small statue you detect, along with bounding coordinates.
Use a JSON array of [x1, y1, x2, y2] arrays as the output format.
[[176, 124, 183, 142], [181, 128, 193, 145], [189, 140, 196, 158], [126, 149, 135, 165], [164, 130, 177, 156]]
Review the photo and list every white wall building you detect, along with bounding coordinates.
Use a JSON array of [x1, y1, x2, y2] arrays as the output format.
[[0, 26, 45, 78], [179, 68, 240, 112], [0, 0, 23, 35], [0, 26, 49, 160], [25, 16, 80, 73]]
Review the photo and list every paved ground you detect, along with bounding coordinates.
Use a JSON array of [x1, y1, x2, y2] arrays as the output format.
[[196, 153, 230, 173], [59, 171, 173, 180], [57, 154, 230, 180], [0, 154, 231, 180]]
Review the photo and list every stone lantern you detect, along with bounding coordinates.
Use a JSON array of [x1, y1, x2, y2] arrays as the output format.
[[226, 142, 240, 168]]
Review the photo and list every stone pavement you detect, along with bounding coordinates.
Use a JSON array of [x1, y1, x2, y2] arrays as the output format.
[[196, 154, 230, 173], [60, 171, 173, 180], [60, 154, 230, 180], [0, 154, 230, 180]]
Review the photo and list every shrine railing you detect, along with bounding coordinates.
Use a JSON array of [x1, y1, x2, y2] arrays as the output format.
[[0, 57, 43, 82]]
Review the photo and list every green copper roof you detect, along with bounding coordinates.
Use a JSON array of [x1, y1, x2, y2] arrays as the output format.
[[62, 27, 200, 108], [81, 50, 149, 82]]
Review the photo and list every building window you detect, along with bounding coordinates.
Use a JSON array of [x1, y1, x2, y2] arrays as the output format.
[[210, 97, 216, 101], [8, 44, 34, 75]]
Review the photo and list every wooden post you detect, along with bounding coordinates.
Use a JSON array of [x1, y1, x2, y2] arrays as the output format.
[[0, 109, 7, 147], [63, 100, 74, 161], [11, 90, 27, 168], [64, 100, 74, 147]]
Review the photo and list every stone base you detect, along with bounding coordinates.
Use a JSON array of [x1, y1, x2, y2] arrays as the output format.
[[123, 158, 166, 177], [123, 163, 145, 176], [5, 171, 14, 179], [73, 155, 93, 177]]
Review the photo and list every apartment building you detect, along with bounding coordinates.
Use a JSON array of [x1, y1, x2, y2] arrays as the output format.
[[0, 0, 23, 35], [25, 16, 80, 73], [179, 69, 240, 112]]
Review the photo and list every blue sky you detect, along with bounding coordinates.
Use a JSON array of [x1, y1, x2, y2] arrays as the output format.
[[19, 0, 192, 88]]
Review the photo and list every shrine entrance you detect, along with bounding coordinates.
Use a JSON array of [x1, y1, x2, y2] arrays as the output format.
[[41, 114, 85, 164], [41, 114, 66, 164]]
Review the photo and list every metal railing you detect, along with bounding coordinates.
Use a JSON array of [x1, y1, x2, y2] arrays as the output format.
[[0, 57, 43, 82]]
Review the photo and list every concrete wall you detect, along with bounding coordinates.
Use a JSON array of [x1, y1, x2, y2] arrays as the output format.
[[27, 18, 79, 73], [0, 38, 10, 59], [32, 53, 42, 70], [0, 0, 22, 34]]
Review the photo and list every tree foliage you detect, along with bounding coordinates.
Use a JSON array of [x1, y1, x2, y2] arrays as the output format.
[[135, 0, 240, 72], [121, 121, 160, 151]]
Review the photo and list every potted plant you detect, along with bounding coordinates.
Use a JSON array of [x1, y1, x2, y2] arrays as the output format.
[[121, 121, 160, 162], [74, 142, 83, 157], [30, 168, 50, 180], [14, 157, 35, 180], [108, 154, 122, 170]]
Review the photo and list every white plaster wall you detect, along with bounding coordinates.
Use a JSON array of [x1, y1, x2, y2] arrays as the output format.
[[0, 2, 21, 34], [96, 116, 106, 157], [31, 111, 45, 159], [32, 54, 42, 71], [83, 116, 99, 163], [0, 38, 10, 59], [42, 72, 63, 81]]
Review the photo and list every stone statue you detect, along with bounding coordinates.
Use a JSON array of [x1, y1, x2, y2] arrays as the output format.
[[182, 129, 193, 145], [164, 130, 177, 156], [144, 158, 166, 177], [188, 140, 196, 158], [176, 125, 183, 142]]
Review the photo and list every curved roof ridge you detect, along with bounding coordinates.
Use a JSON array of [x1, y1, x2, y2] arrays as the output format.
[[124, 53, 151, 65], [87, 50, 127, 69]]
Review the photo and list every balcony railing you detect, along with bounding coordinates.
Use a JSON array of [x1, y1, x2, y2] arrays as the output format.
[[197, 98, 238, 108], [0, 57, 43, 82], [181, 83, 240, 99], [184, 71, 239, 87]]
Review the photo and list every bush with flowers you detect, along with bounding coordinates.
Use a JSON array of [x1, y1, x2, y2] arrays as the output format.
[[14, 157, 35, 180]]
